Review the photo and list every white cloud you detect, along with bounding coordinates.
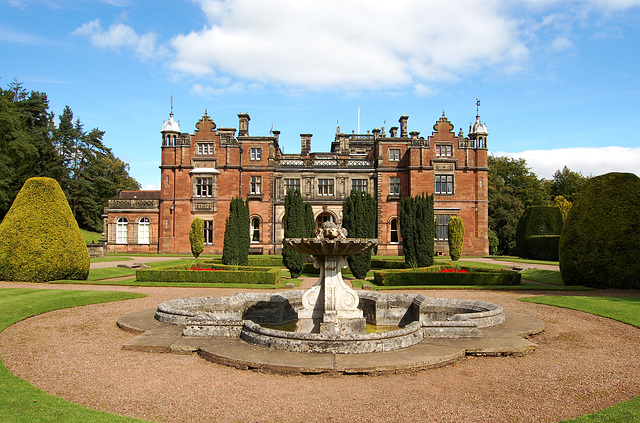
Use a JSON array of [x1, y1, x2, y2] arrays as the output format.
[[171, 0, 529, 90], [142, 183, 160, 191], [493, 147, 640, 179], [73, 19, 165, 61], [550, 36, 575, 51]]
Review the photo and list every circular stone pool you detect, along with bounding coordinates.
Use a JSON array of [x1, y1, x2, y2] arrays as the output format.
[[155, 290, 505, 354]]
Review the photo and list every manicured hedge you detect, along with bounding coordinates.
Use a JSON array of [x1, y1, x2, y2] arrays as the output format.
[[526, 235, 560, 261], [370, 258, 408, 269], [373, 265, 521, 286], [560, 172, 640, 289], [136, 264, 280, 284], [515, 206, 563, 258], [0, 177, 90, 282]]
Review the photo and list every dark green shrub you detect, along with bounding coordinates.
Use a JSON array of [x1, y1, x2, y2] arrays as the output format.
[[488, 229, 499, 255], [137, 264, 280, 284], [282, 189, 314, 278], [189, 217, 204, 259], [447, 216, 464, 260], [370, 258, 408, 269], [373, 266, 520, 286], [560, 172, 640, 289], [400, 194, 434, 268], [222, 197, 250, 266], [0, 177, 90, 282], [515, 206, 563, 258], [342, 190, 377, 279], [526, 235, 560, 261]]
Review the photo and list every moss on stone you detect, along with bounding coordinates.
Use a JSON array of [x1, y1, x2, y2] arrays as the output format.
[[0, 177, 90, 282]]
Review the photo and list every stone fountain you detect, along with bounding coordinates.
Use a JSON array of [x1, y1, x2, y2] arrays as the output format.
[[118, 222, 544, 373], [284, 222, 377, 335]]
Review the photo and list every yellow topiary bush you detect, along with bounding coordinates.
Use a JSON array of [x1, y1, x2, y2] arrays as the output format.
[[0, 177, 90, 282]]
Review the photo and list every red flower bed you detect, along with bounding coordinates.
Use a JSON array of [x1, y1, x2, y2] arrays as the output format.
[[438, 268, 468, 273]]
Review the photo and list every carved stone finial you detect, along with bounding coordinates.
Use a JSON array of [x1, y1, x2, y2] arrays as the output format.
[[314, 221, 348, 240]]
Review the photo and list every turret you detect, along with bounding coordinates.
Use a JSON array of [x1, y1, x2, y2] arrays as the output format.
[[468, 115, 488, 149], [161, 112, 180, 147]]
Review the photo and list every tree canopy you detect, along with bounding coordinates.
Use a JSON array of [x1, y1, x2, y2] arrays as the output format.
[[0, 80, 139, 231]]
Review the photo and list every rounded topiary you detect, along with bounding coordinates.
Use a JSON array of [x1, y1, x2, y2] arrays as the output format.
[[559, 172, 640, 289], [515, 206, 564, 258], [447, 216, 464, 260], [0, 177, 90, 282]]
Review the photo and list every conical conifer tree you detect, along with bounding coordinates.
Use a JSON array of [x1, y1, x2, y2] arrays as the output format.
[[282, 189, 314, 278], [342, 190, 376, 278]]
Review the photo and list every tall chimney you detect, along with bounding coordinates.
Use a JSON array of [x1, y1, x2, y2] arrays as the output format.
[[301, 133, 312, 155]]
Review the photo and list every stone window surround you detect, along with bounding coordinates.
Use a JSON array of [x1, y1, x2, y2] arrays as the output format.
[[435, 174, 454, 195], [197, 142, 215, 155], [250, 147, 262, 160]]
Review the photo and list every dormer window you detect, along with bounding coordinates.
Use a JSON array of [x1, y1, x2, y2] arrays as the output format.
[[436, 145, 453, 157], [250, 147, 262, 160], [197, 143, 214, 155]]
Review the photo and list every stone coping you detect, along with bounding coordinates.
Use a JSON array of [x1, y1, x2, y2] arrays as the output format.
[[118, 309, 544, 375]]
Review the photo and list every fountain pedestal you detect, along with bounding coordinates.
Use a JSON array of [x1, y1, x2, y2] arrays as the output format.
[[283, 222, 378, 335], [297, 255, 366, 335]]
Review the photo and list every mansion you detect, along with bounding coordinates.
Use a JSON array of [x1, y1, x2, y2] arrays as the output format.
[[104, 110, 489, 256]]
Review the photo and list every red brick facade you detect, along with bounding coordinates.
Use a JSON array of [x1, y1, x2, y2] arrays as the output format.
[[105, 111, 489, 256]]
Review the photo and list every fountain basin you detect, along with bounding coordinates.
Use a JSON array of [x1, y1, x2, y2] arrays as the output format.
[[155, 290, 505, 354]]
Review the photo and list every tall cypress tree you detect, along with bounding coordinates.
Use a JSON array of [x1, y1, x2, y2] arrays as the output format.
[[342, 190, 376, 279], [282, 189, 313, 278], [400, 193, 434, 268], [222, 197, 250, 266]]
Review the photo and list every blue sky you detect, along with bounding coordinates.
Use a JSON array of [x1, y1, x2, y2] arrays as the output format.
[[2, 0, 639, 190]]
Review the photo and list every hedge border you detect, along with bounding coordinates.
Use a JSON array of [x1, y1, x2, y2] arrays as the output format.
[[136, 264, 280, 284], [373, 265, 521, 286]]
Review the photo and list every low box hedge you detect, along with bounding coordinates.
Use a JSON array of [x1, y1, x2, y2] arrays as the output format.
[[136, 263, 280, 284], [205, 256, 284, 267], [373, 265, 521, 286]]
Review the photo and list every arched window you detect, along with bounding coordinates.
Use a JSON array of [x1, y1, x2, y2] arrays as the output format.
[[390, 218, 400, 244], [251, 217, 261, 243], [138, 217, 150, 244], [116, 217, 128, 244], [315, 212, 334, 229]]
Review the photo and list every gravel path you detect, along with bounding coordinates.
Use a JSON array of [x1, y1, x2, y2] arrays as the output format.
[[1, 281, 639, 423]]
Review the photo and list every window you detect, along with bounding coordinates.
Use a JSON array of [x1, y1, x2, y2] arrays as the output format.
[[251, 217, 260, 243], [389, 177, 401, 196], [138, 217, 150, 244], [165, 175, 170, 187], [436, 144, 453, 157], [318, 179, 334, 196], [250, 147, 262, 160], [195, 177, 213, 197], [435, 175, 454, 194], [389, 148, 401, 161], [390, 218, 400, 243], [204, 220, 213, 245], [250, 176, 262, 194], [116, 217, 128, 244], [316, 212, 334, 229], [436, 215, 451, 241], [197, 143, 214, 155], [352, 179, 368, 192], [284, 178, 300, 194]]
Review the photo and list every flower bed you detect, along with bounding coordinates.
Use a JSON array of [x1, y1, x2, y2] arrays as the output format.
[[136, 263, 280, 284], [373, 265, 520, 287]]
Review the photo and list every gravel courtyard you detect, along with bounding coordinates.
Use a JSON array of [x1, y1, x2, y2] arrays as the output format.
[[1, 282, 639, 423]]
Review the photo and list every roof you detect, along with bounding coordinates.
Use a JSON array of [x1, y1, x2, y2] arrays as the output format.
[[117, 190, 161, 200]]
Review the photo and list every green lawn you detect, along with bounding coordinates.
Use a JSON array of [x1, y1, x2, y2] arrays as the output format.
[[521, 295, 640, 422], [0, 288, 148, 422], [80, 229, 102, 244]]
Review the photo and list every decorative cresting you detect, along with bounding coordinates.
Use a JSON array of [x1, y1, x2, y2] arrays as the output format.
[[283, 222, 378, 335]]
